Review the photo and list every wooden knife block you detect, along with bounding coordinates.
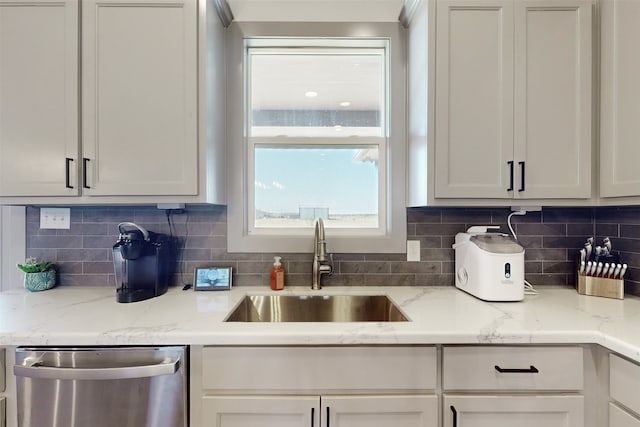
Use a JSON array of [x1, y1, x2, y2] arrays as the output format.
[[577, 273, 624, 299]]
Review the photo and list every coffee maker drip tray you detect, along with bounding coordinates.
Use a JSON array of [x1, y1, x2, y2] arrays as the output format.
[[117, 286, 163, 303]]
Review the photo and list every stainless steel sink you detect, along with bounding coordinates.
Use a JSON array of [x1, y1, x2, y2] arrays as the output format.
[[224, 294, 409, 322]]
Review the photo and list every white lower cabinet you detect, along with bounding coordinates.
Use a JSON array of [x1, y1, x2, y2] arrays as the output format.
[[193, 345, 605, 427], [610, 354, 640, 415], [610, 403, 640, 427], [203, 395, 437, 427], [442, 346, 585, 427], [444, 395, 584, 427], [610, 353, 640, 427]]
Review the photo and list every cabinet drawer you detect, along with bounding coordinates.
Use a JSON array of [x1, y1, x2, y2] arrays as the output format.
[[443, 346, 583, 391], [611, 402, 640, 427], [611, 354, 640, 416], [202, 346, 437, 392]]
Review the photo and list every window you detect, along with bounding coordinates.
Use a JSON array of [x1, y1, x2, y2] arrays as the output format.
[[249, 43, 386, 234], [227, 23, 406, 253]]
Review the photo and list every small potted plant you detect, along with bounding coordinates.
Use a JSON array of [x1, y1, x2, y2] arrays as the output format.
[[17, 257, 56, 292]]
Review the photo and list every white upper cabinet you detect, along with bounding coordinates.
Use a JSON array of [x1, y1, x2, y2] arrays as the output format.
[[433, 0, 592, 201], [600, 0, 640, 198], [513, 0, 592, 199], [434, 0, 514, 199], [0, 0, 227, 204], [82, 0, 198, 196], [0, 0, 79, 197]]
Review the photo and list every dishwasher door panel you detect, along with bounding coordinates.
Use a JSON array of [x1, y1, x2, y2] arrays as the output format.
[[14, 346, 187, 427]]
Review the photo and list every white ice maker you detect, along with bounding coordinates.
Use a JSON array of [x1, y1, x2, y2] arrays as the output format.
[[453, 226, 525, 301]]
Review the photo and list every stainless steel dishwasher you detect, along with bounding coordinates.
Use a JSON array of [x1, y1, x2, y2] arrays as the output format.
[[14, 346, 187, 427]]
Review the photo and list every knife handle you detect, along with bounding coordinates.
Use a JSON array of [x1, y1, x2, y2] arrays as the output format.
[[620, 264, 628, 279], [612, 264, 622, 279], [595, 262, 604, 277]]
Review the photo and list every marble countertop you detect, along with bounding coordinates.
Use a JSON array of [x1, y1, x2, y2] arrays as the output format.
[[1, 285, 639, 362]]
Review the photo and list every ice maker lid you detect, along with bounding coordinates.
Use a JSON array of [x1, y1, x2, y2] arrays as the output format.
[[470, 234, 524, 254]]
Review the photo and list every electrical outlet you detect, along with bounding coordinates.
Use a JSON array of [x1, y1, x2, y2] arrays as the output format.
[[407, 240, 420, 262], [40, 208, 71, 229]]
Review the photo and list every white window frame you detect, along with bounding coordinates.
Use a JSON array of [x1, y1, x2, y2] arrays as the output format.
[[226, 22, 407, 253]]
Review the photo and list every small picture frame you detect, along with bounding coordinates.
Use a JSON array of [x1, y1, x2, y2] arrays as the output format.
[[194, 267, 232, 291]]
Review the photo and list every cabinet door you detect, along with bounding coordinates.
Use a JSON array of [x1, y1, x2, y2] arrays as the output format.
[[600, 0, 640, 198], [434, 0, 514, 199], [444, 395, 584, 427], [610, 403, 640, 427], [513, 0, 592, 199], [0, 396, 4, 427], [0, 0, 79, 196], [610, 353, 640, 416], [82, 0, 197, 196], [322, 395, 438, 427], [202, 396, 319, 427]]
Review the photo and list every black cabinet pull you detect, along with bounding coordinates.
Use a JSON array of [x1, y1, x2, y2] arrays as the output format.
[[518, 161, 525, 192], [82, 158, 91, 189], [507, 160, 514, 192], [451, 405, 457, 427], [65, 157, 74, 189], [326, 407, 330, 427], [495, 364, 539, 373], [311, 407, 314, 427]]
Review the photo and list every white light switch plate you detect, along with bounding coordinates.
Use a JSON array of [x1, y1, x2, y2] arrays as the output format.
[[407, 240, 420, 262], [40, 207, 71, 229]]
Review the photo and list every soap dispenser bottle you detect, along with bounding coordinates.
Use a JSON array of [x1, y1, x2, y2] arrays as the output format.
[[270, 256, 285, 291]]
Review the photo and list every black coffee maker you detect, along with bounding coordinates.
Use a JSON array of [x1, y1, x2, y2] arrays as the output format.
[[112, 222, 177, 303]]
